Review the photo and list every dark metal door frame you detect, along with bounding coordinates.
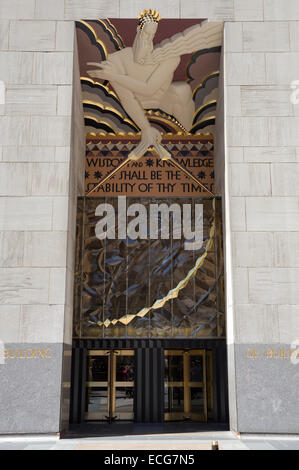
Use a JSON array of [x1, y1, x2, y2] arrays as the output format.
[[84, 349, 135, 423]]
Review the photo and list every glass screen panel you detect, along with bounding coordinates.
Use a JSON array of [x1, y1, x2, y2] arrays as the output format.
[[75, 197, 224, 338]]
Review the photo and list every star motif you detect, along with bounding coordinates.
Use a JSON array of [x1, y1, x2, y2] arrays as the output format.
[[210, 171, 215, 179], [94, 171, 102, 179], [145, 158, 154, 167], [85, 171, 90, 179], [197, 171, 206, 179]]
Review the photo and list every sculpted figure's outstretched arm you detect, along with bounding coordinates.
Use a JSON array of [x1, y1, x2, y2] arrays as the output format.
[[112, 58, 179, 98], [88, 57, 179, 99], [87, 57, 164, 158], [88, 58, 151, 131]]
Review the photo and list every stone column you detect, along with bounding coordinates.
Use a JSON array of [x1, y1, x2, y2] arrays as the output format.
[[218, 0, 299, 433], [0, 0, 96, 434]]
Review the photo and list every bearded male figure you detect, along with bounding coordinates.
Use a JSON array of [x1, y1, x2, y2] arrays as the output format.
[[87, 10, 222, 158]]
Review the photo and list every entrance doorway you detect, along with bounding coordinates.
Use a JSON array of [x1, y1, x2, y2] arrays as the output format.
[[164, 350, 213, 422], [85, 350, 135, 423], [70, 339, 228, 426]]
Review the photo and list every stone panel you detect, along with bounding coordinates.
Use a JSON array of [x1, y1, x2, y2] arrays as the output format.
[[274, 233, 299, 267], [230, 197, 246, 231], [32, 52, 73, 85], [119, 0, 179, 18], [5, 86, 57, 116], [49, 268, 67, 304], [0, 197, 52, 231], [55, 147, 70, 163], [56, 22, 75, 52], [229, 163, 271, 196], [0, 305, 21, 342], [249, 268, 299, 304], [0, 268, 49, 305], [233, 343, 299, 433], [0, 52, 33, 84], [64, 0, 119, 19], [0, 343, 64, 434], [52, 197, 69, 231], [243, 21, 289, 51], [30, 117, 71, 146], [277, 305, 299, 343], [268, 117, 299, 146], [244, 147, 297, 163], [226, 53, 265, 85], [241, 86, 292, 116], [0, 0, 35, 19], [264, 0, 299, 21], [235, 305, 279, 343], [246, 197, 299, 231], [181, 0, 233, 20], [0, 231, 24, 267], [30, 163, 70, 196], [35, 0, 65, 20], [227, 147, 243, 162], [227, 117, 268, 146], [224, 23, 243, 52], [0, 162, 31, 196], [232, 232, 274, 267], [20, 306, 65, 343], [0, 116, 31, 145], [233, 267, 249, 304], [24, 232, 67, 267], [2, 146, 55, 163], [290, 22, 299, 51], [266, 53, 299, 85], [57, 86, 73, 115], [271, 163, 299, 196], [226, 86, 241, 116], [9, 21, 56, 51], [234, 0, 263, 21], [0, 20, 9, 50]]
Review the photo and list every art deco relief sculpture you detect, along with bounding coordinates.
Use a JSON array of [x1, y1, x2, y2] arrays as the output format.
[[87, 10, 222, 160], [75, 15, 224, 336]]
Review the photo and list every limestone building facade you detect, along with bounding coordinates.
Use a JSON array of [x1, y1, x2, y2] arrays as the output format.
[[0, 0, 299, 435]]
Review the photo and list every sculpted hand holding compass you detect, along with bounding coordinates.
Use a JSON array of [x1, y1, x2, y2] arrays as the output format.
[[87, 10, 222, 195]]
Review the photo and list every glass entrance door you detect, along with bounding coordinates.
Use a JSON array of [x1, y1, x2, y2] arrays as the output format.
[[164, 349, 213, 422], [85, 350, 135, 422]]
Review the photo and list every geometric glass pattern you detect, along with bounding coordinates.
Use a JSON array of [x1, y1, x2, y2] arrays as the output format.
[[73, 197, 225, 338]]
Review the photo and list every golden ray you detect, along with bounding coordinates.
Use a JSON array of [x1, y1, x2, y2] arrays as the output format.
[[190, 115, 216, 134], [192, 71, 220, 99], [78, 20, 109, 59]]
